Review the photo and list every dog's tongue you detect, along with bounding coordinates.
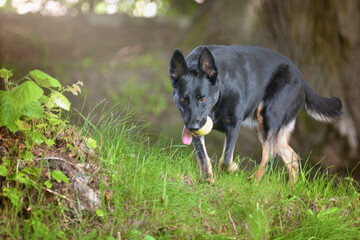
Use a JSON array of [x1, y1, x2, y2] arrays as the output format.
[[182, 126, 193, 145]]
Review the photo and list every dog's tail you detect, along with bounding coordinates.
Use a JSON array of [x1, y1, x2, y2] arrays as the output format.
[[304, 83, 342, 122]]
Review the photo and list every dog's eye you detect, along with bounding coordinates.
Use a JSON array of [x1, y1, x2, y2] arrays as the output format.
[[179, 98, 186, 103], [200, 98, 206, 103]]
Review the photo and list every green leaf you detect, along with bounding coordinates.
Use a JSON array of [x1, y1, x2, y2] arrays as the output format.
[[8, 172, 31, 185], [6, 122, 18, 132], [36, 123, 48, 129], [128, 230, 143, 239], [15, 120, 31, 131], [51, 170, 69, 184], [95, 209, 104, 217], [0, 91, 22, 128], [0, 68, 13, 80], [44, 96, 55, 109], [0, 165, 8, 176], [22, 101, 44, 119], [323, 207, 340, 216], [44, 180, 52, 189], [3, 186, 22, 207], [86, 137, 97, 149], [143, 235, 156, 240], [143, 234, 155, 240], [48, 118, 63, 126], [21, 149, 34, 161], [8, 81, 44, 109], [21, 167, 41, 176], [45, 138, 55, 148], [38, 95, 48, 104], [28, 131, 45, 145], [29, 70, 62, 90], [48, 91, 71, 111]]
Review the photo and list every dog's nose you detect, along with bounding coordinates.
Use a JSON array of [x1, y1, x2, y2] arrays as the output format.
[[188, 122, 200, 132], [188, 126, 199, 132]]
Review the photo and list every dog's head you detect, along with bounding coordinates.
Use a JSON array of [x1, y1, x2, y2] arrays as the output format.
[[169, 47, 220, 132]]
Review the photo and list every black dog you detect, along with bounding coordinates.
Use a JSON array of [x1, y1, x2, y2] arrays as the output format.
[[169, 45, 342, 183]]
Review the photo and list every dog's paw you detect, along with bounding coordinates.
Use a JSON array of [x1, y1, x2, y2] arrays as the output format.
[[220, 162, 238, 173], [227, 162, 238, 172], [248, 169, 265, 182], [199, 172, 214, 184], [199, 176, 215, 184]]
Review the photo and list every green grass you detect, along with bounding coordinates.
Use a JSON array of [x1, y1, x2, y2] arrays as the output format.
[[2, 104, 360, 239]]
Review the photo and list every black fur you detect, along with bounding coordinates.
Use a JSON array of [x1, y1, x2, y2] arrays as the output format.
[[304, 83, 342, 122], [169, 45, 342, 183]]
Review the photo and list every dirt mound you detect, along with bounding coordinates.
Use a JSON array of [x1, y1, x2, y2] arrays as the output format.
[[0, 125, 108, 214]]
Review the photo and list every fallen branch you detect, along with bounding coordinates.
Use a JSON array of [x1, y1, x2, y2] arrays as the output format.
[[29, 179, 74, 203], [198, 198, 217, 234], [34, 156, 84, 171], [219, 192, 238, 236]]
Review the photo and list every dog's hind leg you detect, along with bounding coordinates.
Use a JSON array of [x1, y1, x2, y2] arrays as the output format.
[[251, 64, 304, 183], [250, 101, 277, 181], [219, 122, 241, 173], [275, 120, 299, 184], [250, 133, 276, 181], [193, 136, 214, 183]]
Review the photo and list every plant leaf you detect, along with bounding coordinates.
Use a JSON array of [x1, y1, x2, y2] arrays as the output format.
[[30, 70, 62, 90], [143, 235, 156, 240], [73, 85, 81, 94], [21, 149, 34, 161], [6, 122, 18, 132], [22, 101, 44, 119], [0, 91, 22, 129], [3, 187, 22, 207], [51, 170, 69, 184], [28, 131, 45, 145], [45, 138, 55, 148], [95, 209, 104, 217], [44, 180, 52, 189], [15, 120, 31, 131], [86, 137, 97, 149], [0, 165, 8, 176], [49, 91, 71, 111], [0, 68, 13, 80], [44, 95, 56, 109], [8, 81, 44, 109]]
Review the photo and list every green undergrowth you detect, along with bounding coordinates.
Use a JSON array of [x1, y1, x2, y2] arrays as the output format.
[[1, 69, 360, 239], [66, 104, 360, 239]]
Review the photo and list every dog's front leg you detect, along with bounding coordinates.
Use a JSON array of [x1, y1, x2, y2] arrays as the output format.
[[219, 122, 241, 172], [193, 136, 214, 183]]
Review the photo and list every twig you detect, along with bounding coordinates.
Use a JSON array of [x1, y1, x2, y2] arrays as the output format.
[[34, 156, 83, 171], [34, 156, 68, 162], [117, 231, 121, 240], [72, 138, 86, 160], [29, 179, 74, 203], [219, 192, 238, 236], [198, 198, 217, 234]]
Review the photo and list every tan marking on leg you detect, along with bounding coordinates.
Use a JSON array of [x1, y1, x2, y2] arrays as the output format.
[[249, 101, 272, 181], [250, 140, 275, 181], [256, 101, 265, 143], [226, 148, 238, 172], [196, 136, 214, 183], [275, 120, 299, 184], [253, 143, 268, 181], [219, 137, 226, 167], [219, 134, 238, 173]]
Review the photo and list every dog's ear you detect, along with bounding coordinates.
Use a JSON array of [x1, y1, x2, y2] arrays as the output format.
[[170, 49, 188, 87], [198, 47, 217, 82]]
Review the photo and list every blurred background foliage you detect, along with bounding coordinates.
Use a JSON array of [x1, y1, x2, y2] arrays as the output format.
[[1, 0, 360, 178]]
